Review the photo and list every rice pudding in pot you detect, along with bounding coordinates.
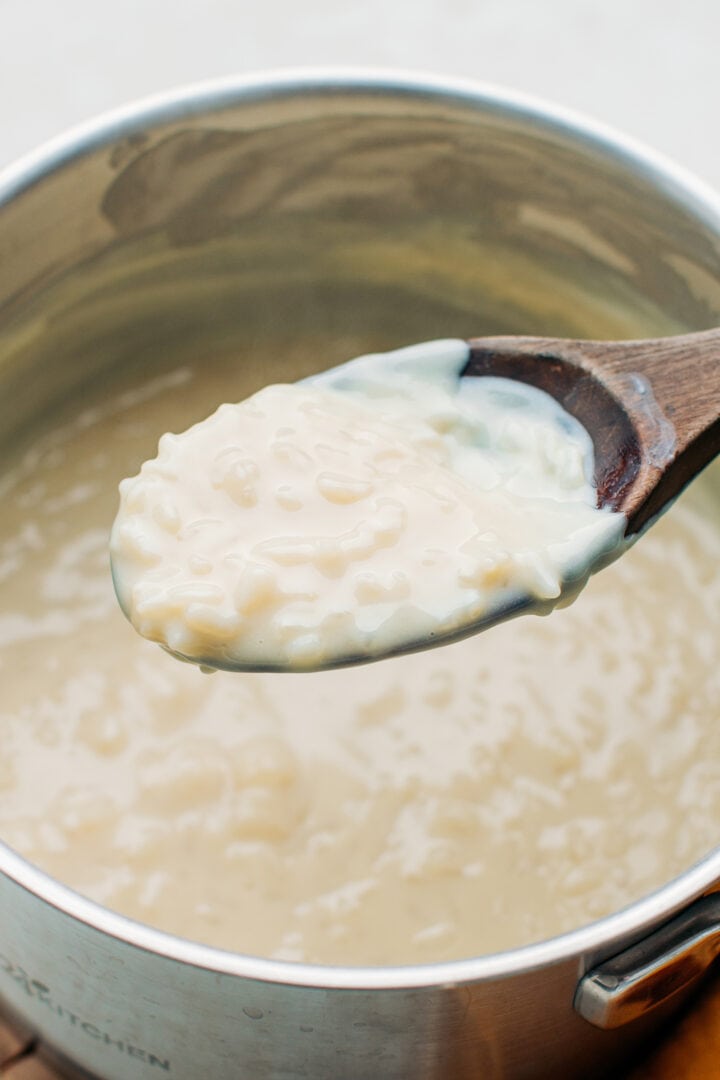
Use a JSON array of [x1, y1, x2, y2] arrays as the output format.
[[0, 340, 717, 966]]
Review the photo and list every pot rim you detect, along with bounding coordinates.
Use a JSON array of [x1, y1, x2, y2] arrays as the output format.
[[1, 66, 719, 992]]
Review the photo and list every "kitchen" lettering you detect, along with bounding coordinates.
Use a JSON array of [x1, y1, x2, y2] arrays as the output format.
[[0, 953, 171, 1071]]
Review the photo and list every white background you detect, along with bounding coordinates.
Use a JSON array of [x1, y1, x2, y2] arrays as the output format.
[[1, 0, 719, 191]]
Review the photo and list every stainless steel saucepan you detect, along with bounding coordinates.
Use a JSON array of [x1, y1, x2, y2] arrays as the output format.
[[0, 70, 719, 1080]]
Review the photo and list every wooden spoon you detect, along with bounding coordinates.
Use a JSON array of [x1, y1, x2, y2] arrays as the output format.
[[113, 330, 719, 673], [466, 327, 720, 535]]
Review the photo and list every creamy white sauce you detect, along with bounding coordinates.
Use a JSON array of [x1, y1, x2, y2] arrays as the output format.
[[110, 340, 624, 670], [1, 356, 718, 966]]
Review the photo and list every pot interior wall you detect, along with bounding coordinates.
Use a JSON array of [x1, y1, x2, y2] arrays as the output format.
[[1, 93, 720, 446]]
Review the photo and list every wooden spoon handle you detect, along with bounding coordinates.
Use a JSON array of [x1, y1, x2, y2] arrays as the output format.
[[466, 328, 720, 535]]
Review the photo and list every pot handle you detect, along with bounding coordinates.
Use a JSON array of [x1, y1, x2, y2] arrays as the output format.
[[574, 893, 720, 1029]]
